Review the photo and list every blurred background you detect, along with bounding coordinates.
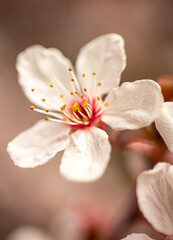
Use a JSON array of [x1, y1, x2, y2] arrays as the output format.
[[0, 0, 173, 239]]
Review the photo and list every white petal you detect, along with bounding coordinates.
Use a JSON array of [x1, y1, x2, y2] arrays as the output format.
[[166, 166, 173, 189], [7, 120, 70, 168], [60, 127, 111, 182], [102, 80, 163, 130], [155, 102, 173, 152], [16, 45, 74, 110], [137, 162, 173, 235], [121, 233, 154, 240], [76, 34, 126, 95]]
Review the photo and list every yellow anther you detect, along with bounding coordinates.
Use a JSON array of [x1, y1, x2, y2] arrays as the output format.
[[70, 114, 75, 119], [74, 103, 79, 108], [83, 88, 87, 92], [42, 98, 46, 102], [71, 106, 76, 112], [30, 105, 35, 110], [92, 72, 96, 75], [98, 82, 102, 86], [82, 73, 86, 77], [80, 94, 84, 99], [82, 118, 88, 123], [60, 94, 63, 98], [82, 101, 88, 108], [45, 116, 49, 120], [45, 109, 49, 113], [31, 88, 35, 92], [75, 91, 79, 94], [104, 102, 109, 107], [68, 67, 72, 71], [71, 78, 75, 82], [71, 91, 74, 95], [50, 84, 54, 87], [97, 97, 101, 101], [61, 104, 67, 111]]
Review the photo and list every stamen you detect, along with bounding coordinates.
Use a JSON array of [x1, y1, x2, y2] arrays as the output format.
[[32, 107, 64, 119], [42, 98, 46, 102], [30, 105, 35, 110], [82, 101, 88, 108], [45, 116, 50, 120], [98, 82, 101, 86], [60, 95, 64, 98], [68, 67, 81, 93], [75, 91, 79, 94], [71, 78, 75, 82], [80, 94, 84, 99], [92, 71, 97, 95], [85, 106, 92, 118], [50, 84, 54, 87], [82, 73, 86, 77], [71, 91, 74, 95], [97, 97, 101, 101], [78, 109, 88, 119], [83, 88, 87, 92], [31, 89, 35, 92], [61, 104, 67, 111], [104, 102, 109, 107]]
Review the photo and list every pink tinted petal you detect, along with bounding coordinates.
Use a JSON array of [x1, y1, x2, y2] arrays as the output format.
[[102, 80, 163, 130], [16, 45, 74, 110], [7, 120, 70, 168], [137, 162, 173, 235], [76, 34, 126, 95], [60, 127, 111, 182], [121, 233, 154, 240], [155, 102, 173, 152]]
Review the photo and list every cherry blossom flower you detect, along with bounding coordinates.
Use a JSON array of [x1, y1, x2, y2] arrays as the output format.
[[7, 34, 163, 182], [122, 162, 173, 240]]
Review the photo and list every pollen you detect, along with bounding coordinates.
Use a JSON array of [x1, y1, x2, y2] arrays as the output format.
[[71, 78, 74, 82], [80, 94, 84, 99], [31, 88, 35, 92], [92, 72, 96, 75], [45, 116, 49, 120], [42, 98, 46, 102], [50, 84, 54, 87], [98, 82, 102, 86], [82, 73, 86, 77], [45, 109, 49, 113], [68, 67, 72, 71], [71, 91, 74, 95], [83, 88, 87, 92], [30, 105, 35, 110], [82, 101, 88, 108]]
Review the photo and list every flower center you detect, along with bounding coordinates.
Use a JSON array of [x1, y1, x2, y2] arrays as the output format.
[[30, 68, 108, 130]]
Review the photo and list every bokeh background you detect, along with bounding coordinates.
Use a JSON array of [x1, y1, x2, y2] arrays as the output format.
[[0, 0, 173, 239]]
